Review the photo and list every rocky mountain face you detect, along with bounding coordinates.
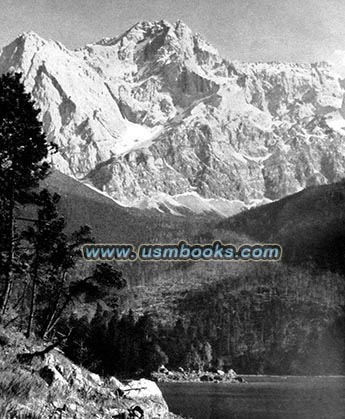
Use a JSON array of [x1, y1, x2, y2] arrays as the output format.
[[1, 20, 345, 216]]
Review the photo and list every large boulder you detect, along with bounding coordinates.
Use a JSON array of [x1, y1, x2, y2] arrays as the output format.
[[122, 378, 168, 418], [122, 378, 166, 402]]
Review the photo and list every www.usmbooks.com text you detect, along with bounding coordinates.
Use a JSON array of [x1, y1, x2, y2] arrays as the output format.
[[82, 241, 282, 262]]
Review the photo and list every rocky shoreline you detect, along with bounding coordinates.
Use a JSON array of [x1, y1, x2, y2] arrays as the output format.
[[0, 328, 183, 419], [152, 366, 246, 384]]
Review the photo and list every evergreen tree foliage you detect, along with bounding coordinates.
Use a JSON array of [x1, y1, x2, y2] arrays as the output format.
[[0, 72, 98, 340], [0, 72, 56, 316]]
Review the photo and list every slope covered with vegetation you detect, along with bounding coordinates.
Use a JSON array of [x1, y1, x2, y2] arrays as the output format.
[[218, 181, 345, 273]]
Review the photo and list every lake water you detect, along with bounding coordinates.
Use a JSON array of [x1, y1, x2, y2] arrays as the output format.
[[159, 376, 345, 419]]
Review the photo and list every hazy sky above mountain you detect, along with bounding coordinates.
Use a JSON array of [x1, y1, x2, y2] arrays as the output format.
[[1, 0, 345, 62]]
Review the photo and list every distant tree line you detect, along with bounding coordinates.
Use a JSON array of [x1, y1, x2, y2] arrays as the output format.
[[60, 307, 215, 376]]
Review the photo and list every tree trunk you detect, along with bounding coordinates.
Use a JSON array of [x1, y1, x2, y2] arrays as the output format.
[[42, 275, 92, 339], [41, 290, 61, 338], [42, 295, 72, 339], [0, 187, 15, 318], [26, 249, 39, 338]]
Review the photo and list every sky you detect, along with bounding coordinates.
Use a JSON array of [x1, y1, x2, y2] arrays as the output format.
[[1, 0, 345, 62]]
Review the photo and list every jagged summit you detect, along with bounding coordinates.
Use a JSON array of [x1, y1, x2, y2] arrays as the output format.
[[90, 18, 218, 68], [9, 30, 57, 51], [17, 30, 42, 40], [94, 20, 173, 45], [95, 19, 189, 44], [0, 23, 345, 216], [5, 30, 45, 53]]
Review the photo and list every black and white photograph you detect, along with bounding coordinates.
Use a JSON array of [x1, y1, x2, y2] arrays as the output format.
[[0, 1, 345, 418]]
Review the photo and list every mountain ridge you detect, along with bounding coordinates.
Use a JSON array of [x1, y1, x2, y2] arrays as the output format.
[[1, 21, 345, 215]]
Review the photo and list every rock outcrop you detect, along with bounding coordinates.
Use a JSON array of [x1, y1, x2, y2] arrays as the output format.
[[0, 327, 179, 419], [152, 367, 245, 383]]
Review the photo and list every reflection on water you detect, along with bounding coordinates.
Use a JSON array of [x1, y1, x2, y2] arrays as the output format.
[[159, 376, 345, 419]]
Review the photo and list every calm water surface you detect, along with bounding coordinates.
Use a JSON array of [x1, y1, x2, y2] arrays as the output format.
[[159, 376, 345, 419]]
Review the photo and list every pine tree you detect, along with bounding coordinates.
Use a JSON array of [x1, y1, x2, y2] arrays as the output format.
[[40, 224, 94, 338], [0, 72, 55, 317], [21, 190, 94, 338], [21, 189, 65, 337], [202, 341, 213, 370], [103, 311, 121, 374]]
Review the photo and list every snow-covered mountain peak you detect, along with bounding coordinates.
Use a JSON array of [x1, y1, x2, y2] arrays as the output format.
[[18, 30, 43, 42], [89, 19, 219, 72], [93, 20, 174, 47]]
